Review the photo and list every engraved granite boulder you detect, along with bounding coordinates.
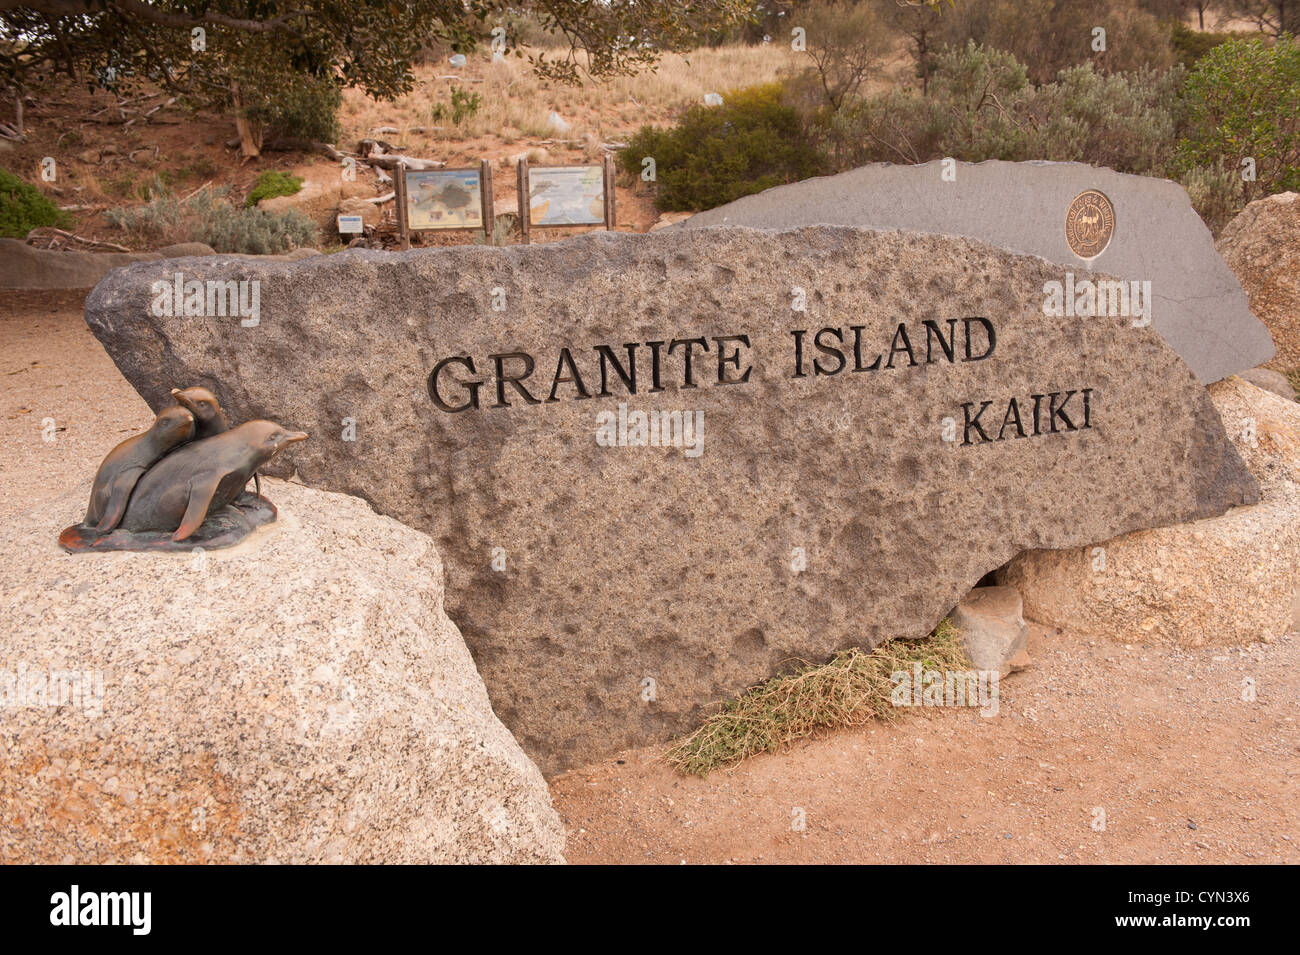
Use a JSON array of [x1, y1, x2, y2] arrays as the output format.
[[83, 227, 1258, 771]]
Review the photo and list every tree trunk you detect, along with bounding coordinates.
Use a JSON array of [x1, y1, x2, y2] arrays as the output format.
[[230, 81, 263, 159], [918, 32, 931, 97]]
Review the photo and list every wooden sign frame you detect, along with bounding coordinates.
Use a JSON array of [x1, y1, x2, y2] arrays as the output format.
[[396, 159, 495, 248], [517, 154, 616, 245]]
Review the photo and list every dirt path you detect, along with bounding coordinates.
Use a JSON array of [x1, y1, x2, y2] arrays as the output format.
[[553, 623, 1299, 864], [3, 292, 1296, 864]]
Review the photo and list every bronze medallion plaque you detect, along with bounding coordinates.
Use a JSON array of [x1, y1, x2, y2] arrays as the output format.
[[1065, 189, 1115, 259]]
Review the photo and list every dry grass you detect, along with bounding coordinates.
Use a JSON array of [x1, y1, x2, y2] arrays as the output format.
[[340, 44, 807, 152], [664, 619, 970, 777]]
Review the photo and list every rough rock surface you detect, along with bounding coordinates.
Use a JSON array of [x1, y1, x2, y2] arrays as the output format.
[[673, 161, 1274, 383], [1217, 192, 1300, 373], [337, 197, 381, 230], [950, 586, 1029, 676], [1001, 377, 1300, 647], [157, 242, 219, 257], [1238, 366, 1297, 402], [0, 479, 565, 863], [83, 227, 1257, 772], [258, 178, 323, 216], [649, 211, 693, 232], [0, 237, 162, 289], [0, 238, 321, 289], [257, 173, 376, 231]]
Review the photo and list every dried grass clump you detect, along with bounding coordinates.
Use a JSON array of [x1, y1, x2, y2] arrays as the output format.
[[664, 619, 968, 776]]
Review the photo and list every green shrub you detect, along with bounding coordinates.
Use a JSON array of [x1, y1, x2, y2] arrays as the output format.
[[929, 0, 1177, 84], [1169, 21, 1233, 68], [1176, 37, 1300, 201], [926, 42, 1036, 160], [827, 43, 1180, 176], [1177, 163, 1247, 235], [619, 82, 830, 211], [106, 182, 318, 253], [827, 43, 1042, 166], [103, 178, 183, 236], [0, 167, 69, 238], [1027, 62, 1182, 176], [244, 74, 342, 144], [197, 200, 318, 254], [431, 84, 482, 126], [246, 170, 304, 207], [825, 86, 945, 165]]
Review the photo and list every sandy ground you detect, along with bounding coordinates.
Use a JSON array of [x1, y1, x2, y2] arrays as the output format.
[[553, 621, 1298, 864], [2, 290, 1297, 864], [0, 290, 154, 522]]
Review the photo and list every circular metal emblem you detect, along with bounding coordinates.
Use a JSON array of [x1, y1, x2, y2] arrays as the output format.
[[1065, 189, 1115, 259]]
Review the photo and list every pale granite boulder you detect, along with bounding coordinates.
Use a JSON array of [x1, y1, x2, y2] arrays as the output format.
[[1001, 377, 1300, 647], [950, 586, 1029, 676], [0, 480, 564, 863], [1218, 192, 1300, 373]]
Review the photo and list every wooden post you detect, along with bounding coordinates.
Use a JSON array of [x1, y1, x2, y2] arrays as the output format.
[[603, 153, 616, 231], [516, 157, 530, 245], [480, 158, 495, 246], [394, 161, 411, 250]]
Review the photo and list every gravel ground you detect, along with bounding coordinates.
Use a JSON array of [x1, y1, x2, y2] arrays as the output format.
[[3, 290, 1296, 865]]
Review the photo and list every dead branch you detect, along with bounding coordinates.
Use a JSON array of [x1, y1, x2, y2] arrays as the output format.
[[25, 227, 131, 253], [123, 96, 177, 127], [181, 181, 213, 201], [126, 144, 160, 163], [358, 138, 444, 170]]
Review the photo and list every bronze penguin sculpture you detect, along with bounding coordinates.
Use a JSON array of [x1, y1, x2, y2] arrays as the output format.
[[84, 405, 196, 533], [171, 386, 229, 438], [117, 420, 307, 542], [171, 385, 267, 496]]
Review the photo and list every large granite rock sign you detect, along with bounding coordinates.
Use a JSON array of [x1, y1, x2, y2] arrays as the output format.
[[672, 161, 1275, 384], [0, 480, 564, 863], [83, 227, 1258, 772]]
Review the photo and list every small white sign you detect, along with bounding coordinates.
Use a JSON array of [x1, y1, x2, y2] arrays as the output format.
[[337, 214, 364, 235]]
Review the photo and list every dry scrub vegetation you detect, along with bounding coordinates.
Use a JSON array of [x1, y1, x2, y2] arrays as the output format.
[[339, 44, 812, 155]]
